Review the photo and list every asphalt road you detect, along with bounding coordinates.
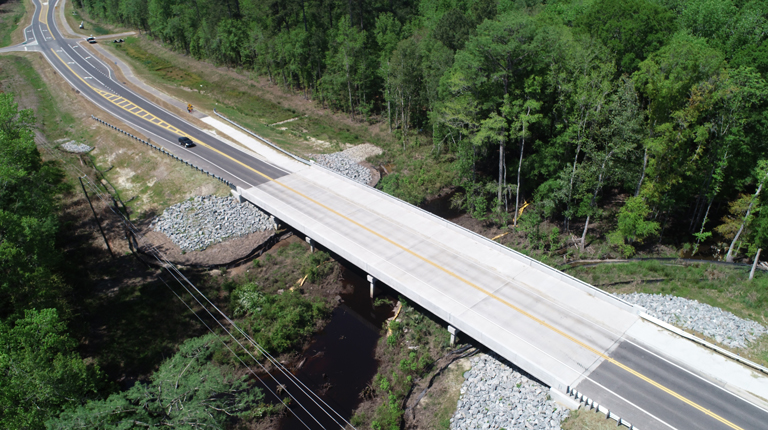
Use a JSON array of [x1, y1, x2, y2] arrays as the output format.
[[577, 340, 768, 430], [16, 2, 768, 429], [28, 0, 289, 189]]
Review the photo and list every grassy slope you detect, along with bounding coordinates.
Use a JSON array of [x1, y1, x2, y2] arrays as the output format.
[[108, 36, 371, 157], [0, 0, 25, 47], [64, 0, 121, 36]]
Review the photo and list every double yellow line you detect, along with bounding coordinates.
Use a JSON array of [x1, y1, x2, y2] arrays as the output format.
[[50, 48, 744, 430], [39, 1, 56, 41]]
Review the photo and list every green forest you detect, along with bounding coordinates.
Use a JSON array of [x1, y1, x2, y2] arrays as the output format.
[[75, 0, 768, 259], [0, 90, 269, 428]]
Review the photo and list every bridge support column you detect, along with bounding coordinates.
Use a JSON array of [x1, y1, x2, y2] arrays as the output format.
[[448, 325, 459, 346], [367, 275, 378, 298], [305, 236, 315, 253]]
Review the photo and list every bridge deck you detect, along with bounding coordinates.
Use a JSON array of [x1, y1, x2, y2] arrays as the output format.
[[242, 166, 641, 391]]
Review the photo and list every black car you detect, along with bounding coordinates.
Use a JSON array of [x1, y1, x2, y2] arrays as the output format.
[[178, 137, 195, 148]]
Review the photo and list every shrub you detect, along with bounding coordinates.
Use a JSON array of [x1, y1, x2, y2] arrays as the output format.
[[608, 196, 660, 257], [231, 283, 327, 354]]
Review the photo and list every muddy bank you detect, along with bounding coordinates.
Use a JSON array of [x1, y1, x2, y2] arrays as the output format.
[[139, 227, 275, 267]]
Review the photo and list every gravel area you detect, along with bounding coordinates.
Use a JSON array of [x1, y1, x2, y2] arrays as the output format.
[[311, 144, 382, 184], [59, 140, 93, 153], [340, 143, 382, 163], [619, 292, 767, 349], [451, 354, 568, 430], [150, 195, 276, 252]]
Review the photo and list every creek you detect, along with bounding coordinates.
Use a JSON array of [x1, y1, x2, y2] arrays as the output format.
[[259, 266, 394, 430], [261, 191, 462, 429]]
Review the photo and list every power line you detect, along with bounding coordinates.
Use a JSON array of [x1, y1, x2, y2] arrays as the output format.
[[161, 257, 352, 429], [73, 163, 352, 429], [70, 161, 351, 428], [36, 140, 348, 429], [156, 275, 311, 429]]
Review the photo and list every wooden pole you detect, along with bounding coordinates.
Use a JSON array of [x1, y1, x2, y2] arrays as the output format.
[[79, 176, 115, 259], [750, 248, 761, 280]]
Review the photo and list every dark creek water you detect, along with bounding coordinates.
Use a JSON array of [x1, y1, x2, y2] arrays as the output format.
[[255, 191, 463, 428], [420, 189, 463, 221], [257, 267, 394, 430]]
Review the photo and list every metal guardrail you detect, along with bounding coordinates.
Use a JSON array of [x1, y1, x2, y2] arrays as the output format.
[[212, 109, 310, 165], [567, 386, 638, 429], [91, 115, 235, 189]]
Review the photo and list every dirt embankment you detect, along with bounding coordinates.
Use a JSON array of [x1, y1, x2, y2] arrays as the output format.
[[139, 228, 276, 267]]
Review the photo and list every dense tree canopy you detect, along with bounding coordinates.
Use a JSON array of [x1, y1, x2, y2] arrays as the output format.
[[75, 0, 768, 257], [0, 93, 106, 428], [0, 309, 103, 429], [48, 334, 265, 429], [0, 94, 68, 320]]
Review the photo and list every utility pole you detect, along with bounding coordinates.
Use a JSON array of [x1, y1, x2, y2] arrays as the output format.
[[79, 176, 115, 259]]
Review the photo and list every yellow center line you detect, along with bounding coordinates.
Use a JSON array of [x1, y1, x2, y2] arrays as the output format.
[[39, 3, 55, 41], [49, 48, 742, 430]]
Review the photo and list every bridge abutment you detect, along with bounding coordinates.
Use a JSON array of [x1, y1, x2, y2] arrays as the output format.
[[231, 186, 245, 203]]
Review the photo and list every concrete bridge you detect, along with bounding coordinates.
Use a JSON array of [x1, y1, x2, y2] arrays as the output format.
[[233, 160, 768, 430]]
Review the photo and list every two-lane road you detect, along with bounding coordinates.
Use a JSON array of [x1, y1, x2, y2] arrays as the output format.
[[29, 0, 289, 188]]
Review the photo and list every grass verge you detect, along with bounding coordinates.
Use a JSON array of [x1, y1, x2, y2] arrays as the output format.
[[0, 0, 25, 47], [64, 0, 121, 36], [106, 35, 381, 158], [561, 407, 619, 430]]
